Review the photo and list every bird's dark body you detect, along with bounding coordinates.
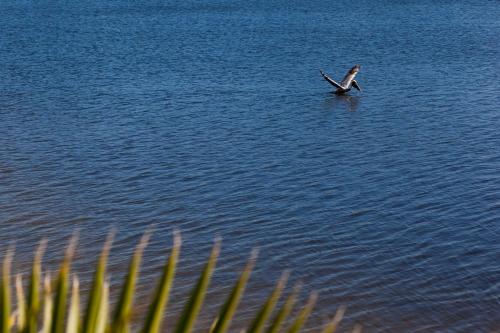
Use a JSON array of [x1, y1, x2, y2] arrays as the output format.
[[320, 65, 362, 95], [335, 88, 351, 95]]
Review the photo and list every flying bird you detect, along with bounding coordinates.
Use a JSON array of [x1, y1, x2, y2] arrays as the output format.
[[320, 65, 362, 94]]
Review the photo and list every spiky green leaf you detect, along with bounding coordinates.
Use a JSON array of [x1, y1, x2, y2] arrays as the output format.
[[173, 239, 220, 333], [265, 284, 301, 333], [82, 232, 114, 333], [66, 277, 80, 333], [51, 237, 77, 333], [0, 249, 13, 333], [212, 249, 257, 333], [142, 232, 181, 333], [321, 307, 345, 333], [247, 271, 289, 333], [26, 240, 46, 333], [351, 324, 362, 333], [15, 274, 26, 331], [286, 292, 317, 333], [41, 274, 53, 333], [112, 232, 150, 333], [95, 280, 109, 333]]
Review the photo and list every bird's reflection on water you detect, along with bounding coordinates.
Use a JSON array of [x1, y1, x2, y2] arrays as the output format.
[[323, 94, 361, 112]]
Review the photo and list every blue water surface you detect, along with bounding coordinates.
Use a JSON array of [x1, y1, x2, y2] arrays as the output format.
[[1, 0, 499, 331]]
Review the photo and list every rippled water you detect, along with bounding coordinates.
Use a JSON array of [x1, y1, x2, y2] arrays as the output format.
[[1, 0, 499, 331]]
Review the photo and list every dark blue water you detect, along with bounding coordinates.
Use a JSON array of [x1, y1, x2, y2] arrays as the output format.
[[1, 0, 499, 331]]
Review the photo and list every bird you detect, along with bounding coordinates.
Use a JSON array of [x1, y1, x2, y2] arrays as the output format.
[[320, 65, 362, 94]]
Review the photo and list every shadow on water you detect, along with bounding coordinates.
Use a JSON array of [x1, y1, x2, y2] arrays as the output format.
[[323, 93, 361, 112]]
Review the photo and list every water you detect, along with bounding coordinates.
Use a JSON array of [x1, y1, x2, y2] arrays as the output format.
[[1, 0, 499, 331]]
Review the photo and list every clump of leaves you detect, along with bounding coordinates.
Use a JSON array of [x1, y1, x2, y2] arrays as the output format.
[[0, 232, 350, 333]]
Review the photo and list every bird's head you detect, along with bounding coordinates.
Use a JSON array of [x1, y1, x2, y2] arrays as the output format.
[[349, 64, 361, 74]]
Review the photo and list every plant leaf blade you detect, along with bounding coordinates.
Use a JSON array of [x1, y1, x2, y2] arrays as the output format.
[[173, 240, 220, 333]]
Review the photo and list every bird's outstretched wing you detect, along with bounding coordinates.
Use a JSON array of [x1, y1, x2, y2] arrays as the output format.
[[340, 64, 360, 88], [320, 70, 342, 89], [351, 80, 362, 91]]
